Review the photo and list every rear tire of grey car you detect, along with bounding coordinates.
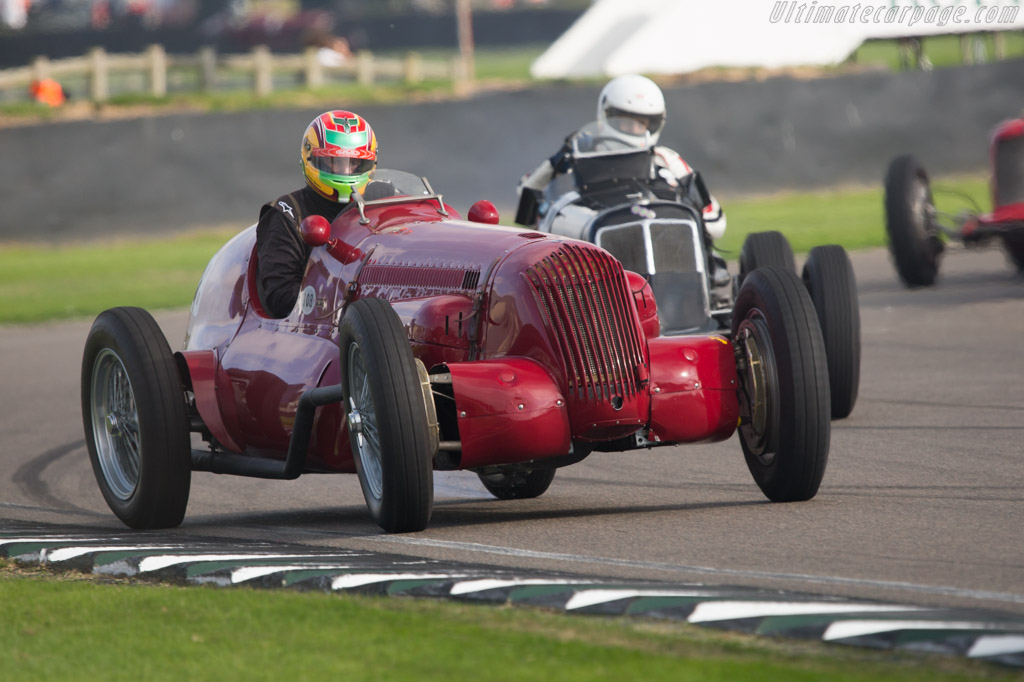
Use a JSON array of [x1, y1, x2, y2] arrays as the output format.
[[739, 231, 797, 285], [81, 307, 191, 529], [478, 468, 556, 500], [884, 154, 943, 287], [340, 297, 433, 533], [802, 245, 861, 420], [733, 267, 830, 502]]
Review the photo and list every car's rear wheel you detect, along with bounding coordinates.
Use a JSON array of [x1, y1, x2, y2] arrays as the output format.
[[802, 245, 861, 420], [1003, 232, 1024, 272], [81, 307, 191, 529], [478, 468, 556, 500], [739, 231, 797, 283], [340, 297, 433, 533], [884, 154, 943, 287], [733, 267, 830, 502]]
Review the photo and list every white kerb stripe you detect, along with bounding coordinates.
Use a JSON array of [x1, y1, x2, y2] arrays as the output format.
[[450, 578, 595, 596], [332, 573, 464, 590], [138, 554, 312, 573], [567, 589, 712, 611], [967, 635, 1024, 658], [688, 601, 923, 624], [0, 537, 107, 546], [45, 545, 182, 562], [824, 620, 1004, 641], [231, 565, 351, 584]]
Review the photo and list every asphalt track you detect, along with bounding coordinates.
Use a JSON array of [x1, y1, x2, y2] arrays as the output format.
[[2, 245, 1022, 625]]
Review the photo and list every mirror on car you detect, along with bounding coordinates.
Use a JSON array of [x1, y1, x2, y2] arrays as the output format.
[[469, 200, 500, 225], [300, 215, 332, 247]]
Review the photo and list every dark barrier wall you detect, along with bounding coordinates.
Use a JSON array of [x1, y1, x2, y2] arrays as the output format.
[[0, 10, 583, 67], [1, 59, 1021, 241]]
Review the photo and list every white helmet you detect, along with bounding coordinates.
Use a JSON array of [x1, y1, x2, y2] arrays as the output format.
[[596, 74, 667, 146]]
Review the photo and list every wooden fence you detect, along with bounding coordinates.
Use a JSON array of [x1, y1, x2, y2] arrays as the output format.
[[0, 45, 472, 102]]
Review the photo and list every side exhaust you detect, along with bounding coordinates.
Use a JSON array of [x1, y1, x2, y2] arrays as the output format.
[[190, 384, 344, 480]]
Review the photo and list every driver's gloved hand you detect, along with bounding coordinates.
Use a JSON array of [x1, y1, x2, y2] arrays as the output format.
[[548, 139, 572, 174]]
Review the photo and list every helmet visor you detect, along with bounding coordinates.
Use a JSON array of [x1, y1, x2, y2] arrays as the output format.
[[311, 153, 376, 177], [605, 107, 665, 137]]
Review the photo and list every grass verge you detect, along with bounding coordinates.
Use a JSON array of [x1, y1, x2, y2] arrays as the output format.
[[0, 174, 989, 325], [0, 565, 1014, 682]]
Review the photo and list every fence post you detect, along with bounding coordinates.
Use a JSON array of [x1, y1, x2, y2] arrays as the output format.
[[147, 44, 167, 97], [304, 46, 323, 88], [31, 56, 50, 81], [89, 47, 109, 102], [356, 50, 374, 86], [253, 45, 273, 97], [451, 55, 472, 96], [198, 46, 217, 92], [993, 31, 1005, 60], [403, 52, 422, 85]]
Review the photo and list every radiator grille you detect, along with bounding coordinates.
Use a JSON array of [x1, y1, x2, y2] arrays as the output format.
[[524, 244, 646, 402]]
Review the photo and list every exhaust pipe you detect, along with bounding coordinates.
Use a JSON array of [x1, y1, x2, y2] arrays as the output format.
[[191, 384, 344, 480]]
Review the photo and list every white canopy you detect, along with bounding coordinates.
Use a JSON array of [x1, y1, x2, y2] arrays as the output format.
[[531, 0, 1024, 78]]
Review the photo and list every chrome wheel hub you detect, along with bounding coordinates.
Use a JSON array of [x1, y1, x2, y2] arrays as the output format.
[[90, 349, 141, 501]]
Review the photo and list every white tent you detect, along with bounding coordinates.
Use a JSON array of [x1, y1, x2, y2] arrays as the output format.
[[531, 0, 1024, 79]]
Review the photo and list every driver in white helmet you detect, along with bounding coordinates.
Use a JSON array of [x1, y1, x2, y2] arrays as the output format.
[[519, 74, 727, 243]]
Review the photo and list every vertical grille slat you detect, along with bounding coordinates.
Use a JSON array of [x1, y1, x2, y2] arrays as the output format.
[[525, 244, 647, 404], [582, 247, 634, 397], [564, 245, 616, 401]]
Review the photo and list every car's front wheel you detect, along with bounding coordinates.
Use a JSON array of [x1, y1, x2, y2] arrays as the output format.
[[884, 154, 943, 287], [339, 297, 434, 533], [477, 468, 556, 500], [733, 267, 830, 502], [81, 307, 192, 529]]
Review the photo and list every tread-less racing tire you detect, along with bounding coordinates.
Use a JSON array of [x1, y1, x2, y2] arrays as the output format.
[[340, 297, 434, 533], [802, 245, 861, 420], [81, 307, 192, 529], [733, 267, 830, 502], [478, 467, 556, 500], [884, 154, 944, 287]]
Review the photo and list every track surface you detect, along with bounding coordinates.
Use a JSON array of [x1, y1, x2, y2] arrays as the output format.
[[2, 247, 1022, 618]]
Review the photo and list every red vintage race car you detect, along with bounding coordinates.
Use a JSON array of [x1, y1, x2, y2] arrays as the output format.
[[81, 170, 832, 533], [884, 117, 1024, 286]]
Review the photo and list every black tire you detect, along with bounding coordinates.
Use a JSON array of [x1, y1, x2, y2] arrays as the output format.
[[478, 468, 556, 500], [339, 297, 433, 533], [732, 267, 830, 502], [739, 231, 797, 285], [884, 154, 943, 287], [81, 307, 191, 529], [1003, 233, 1024, 273], [802, 245, 861, 420]]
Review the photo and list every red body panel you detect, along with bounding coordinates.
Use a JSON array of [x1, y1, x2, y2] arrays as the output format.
[[446, 358, 571, 468], [646, 335, 739, 444], [183, 194, 740, 473]]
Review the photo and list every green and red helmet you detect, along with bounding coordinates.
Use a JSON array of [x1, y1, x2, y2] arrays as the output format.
[[301, 110, 378, 202]]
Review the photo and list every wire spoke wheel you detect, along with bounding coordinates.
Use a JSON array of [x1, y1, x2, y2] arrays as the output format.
[[90, 349, 141, 500], [340, 297, 434, 533], [347, 345, 383, 503], [81, 307, 191, 529]]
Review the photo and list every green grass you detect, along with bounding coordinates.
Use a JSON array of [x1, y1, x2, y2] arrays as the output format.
[[0, 229, 238, 324], [0, 567, 1013, 682], [716, 174, 990, 256], [0, 174, 990, 325], [851, 32, 1024, 70]]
